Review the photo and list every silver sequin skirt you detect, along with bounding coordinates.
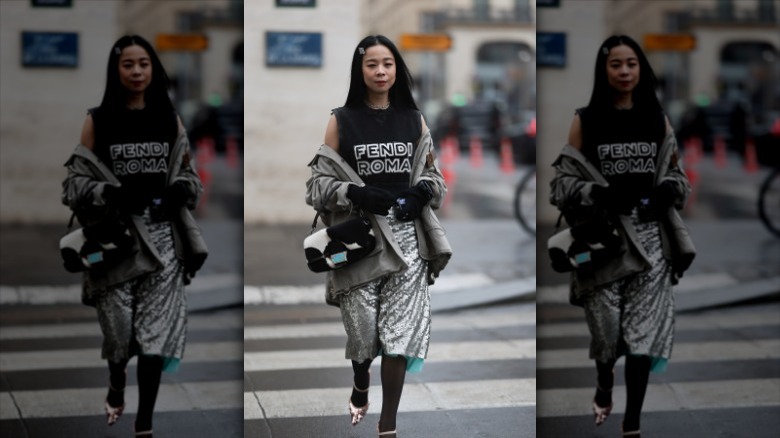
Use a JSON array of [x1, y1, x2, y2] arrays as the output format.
[[583, 211, 674, 369], [339, 214, 431, 368], [94, 212, 187, 370]]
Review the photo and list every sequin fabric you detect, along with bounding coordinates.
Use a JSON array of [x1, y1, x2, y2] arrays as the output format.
[[339, 213, 431, 365], [583, 210, 674, 365], [94, 211, 187, 366]]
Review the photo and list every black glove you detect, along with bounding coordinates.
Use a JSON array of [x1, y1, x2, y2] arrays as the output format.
[[346, 184, 396, 215], [162, 181, 190, 211], [394, 182, 433, 221], [590, 184, 633, 215], [570, 220, 620, 247], [650, 180, 677, 212], [101, 184, 127, 207]]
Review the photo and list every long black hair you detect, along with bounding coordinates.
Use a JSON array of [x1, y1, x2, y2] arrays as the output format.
[[344, 35, 419, 110], [98, 35, 175, 115], [586, 35, 662, 115]]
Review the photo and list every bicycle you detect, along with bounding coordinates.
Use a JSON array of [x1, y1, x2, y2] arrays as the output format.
[[513, 167, 536, 237], [758, 167, 780, 238]]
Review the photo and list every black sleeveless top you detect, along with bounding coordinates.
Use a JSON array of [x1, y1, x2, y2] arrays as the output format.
[[89, 106, 178, 213], [332, 105, 422, 195], [577, 105, 666, 208]]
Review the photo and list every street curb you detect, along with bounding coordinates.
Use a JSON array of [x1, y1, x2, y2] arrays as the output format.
[[537, 275, 780, 312], [0, 273, 243, 312], [676, 275, 780, 312], [431, 276, 536, 312]]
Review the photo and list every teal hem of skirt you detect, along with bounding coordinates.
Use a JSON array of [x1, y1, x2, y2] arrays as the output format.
[[162, 356, 180, 373], [380, 351, 424, 374], [629, 353, 667, 373]]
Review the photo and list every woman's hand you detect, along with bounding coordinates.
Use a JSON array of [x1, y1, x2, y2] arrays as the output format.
[[394, 182, 432, 221], [346, 185, 396, 215]]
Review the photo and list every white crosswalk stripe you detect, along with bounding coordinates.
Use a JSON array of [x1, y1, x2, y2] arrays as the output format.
[[0, 308, 243, 427], [243, 303, 537, 424], [536, 303, 780, 425]]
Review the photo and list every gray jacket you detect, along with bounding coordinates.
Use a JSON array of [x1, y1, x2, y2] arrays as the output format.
[[305, 127, 452, 300], [62, 131, 204, 293], [549, 131, 693, 295]]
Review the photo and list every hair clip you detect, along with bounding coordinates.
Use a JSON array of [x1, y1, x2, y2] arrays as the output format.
[[602, 47, 609, 55], [114, 47, 122, 55], [358, 47, 365, 55]]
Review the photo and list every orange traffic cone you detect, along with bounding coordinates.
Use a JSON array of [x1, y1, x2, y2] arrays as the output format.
[[440, 136, 457, 167], [226, 135, 239, 169], [469, 136, 483, 168], [713, 135, 727, 168], [500, 137, 515, 174], [744, 138, 759, 173], [684, 137, 701, 167]]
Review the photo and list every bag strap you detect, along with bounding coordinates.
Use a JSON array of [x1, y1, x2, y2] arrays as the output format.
[[553, 212, 564, 232], [309, 184, 366, 233], [66, 212, 77, 232], [310, 185, 341, 232]]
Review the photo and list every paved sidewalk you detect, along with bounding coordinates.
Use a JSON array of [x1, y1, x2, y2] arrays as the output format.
[[537, 218, 780, 312], [0, 218, 242, 310]]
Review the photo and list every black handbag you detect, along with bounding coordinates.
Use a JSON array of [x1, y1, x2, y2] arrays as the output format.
[[303, 188, 376, 273], [547, 212, 623, 273], [59, 213, 134, 273]]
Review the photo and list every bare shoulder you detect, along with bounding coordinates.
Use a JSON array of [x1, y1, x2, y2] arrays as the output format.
[[324, 113, 339, 151], [80, 113, 95, 150], [664, 114, 673, 135], [176, 114, 186, 134], [567, 113, 582, 150]]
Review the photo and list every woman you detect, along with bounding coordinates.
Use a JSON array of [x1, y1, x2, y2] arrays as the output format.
[[305, 35, 451, 437], [549, 35, 693, 437], [62, 35, 205, 437]]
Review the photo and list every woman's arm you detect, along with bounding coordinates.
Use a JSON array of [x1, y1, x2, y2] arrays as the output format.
[[324, 114, 339, 151], [80, 114, 95, 150], [168, 118, 204, 210], [550, 115, 597, 213], [567, 113, 583, 150], [658, 116, 692, 209]]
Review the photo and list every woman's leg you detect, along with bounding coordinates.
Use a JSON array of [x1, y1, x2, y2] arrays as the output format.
[[594, 358, 616, 406], [107, 359, 128, 403], [378, 354, 407, 434], [351, 358, 372, 407], [135, 354, 164, 433], [623, 354, 651, 432], [105, 359, 128, 425]]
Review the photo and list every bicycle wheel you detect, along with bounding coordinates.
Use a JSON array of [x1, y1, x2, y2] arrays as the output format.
[[514, 168, 536, 236], [758, 168, 780, 238]]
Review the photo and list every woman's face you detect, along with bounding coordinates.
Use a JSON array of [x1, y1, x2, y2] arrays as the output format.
[[362, 44, 396, 97], [606, 44, 640, 94], [118, 44, 152, 95]]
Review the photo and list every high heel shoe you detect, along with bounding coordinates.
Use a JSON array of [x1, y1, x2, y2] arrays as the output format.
[[592, 383, 613, 426], [349, 383, 370, 426], [104, 383, 125, 426], [378, 423, 397, 436], [622, 426, 641, 437]]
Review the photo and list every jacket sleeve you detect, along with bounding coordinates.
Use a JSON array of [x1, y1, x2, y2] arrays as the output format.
[[305, 147, 353, 214], [549, 148, 601, 214], [658, 134, 691, 210], [170, 134, 204, 210], [417, 130, 447, 210], [61, 151, 112, 214]]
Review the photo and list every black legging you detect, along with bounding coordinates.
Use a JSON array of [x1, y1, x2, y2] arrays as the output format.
[[108, 354, 164, 432], [351, 354, 407, 434], [595, 354, 652, 432]]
